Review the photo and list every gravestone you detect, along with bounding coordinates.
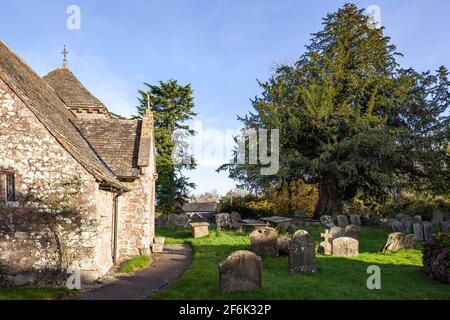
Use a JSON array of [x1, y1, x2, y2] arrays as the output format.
[[345, 224, 361, 239], [431, 212, 445, 229], [369, 215, 381, 226], [190, 222, 210, 239], [318, 229, 333, 256], [289, 230, 317, 273], [349, 214, 361, 226], [218, 251, 262, 294], [336, 215, 349, 228], [215, 213, 232, 231], [388, 218, 405, 233], [332, 237, 359, 257], [413, 223, 424, 241], [250, 227, 278, 258], [168, 213, 190, 228], [320, 215, 334, 229], [382, 233, 417, 252], [230, 212, 242, 229], [422, 222, 433, 242], [397, 214, 413, 234], [413, 215, 422, 223], [277, 236, 291, 256], [403, 234, 417, 249], [441, 221, 450, 233]]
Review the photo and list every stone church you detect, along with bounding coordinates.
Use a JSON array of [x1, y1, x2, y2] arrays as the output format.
[[0, 40, 157, 282]]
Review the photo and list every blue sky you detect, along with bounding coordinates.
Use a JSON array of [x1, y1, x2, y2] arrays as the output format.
[[1, 0, 449, 196]]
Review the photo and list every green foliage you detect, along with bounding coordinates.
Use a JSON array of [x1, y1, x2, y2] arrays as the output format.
[[153, 227, 450, 300], [219, 192, 276, 219], [118, 255, 152, 274], [220, 3, 450, 218], [423, 233, 450, 284], [138, 80, 197, 215]]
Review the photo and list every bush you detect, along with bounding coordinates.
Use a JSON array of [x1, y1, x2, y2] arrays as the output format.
[[423, 233, 450, 284]]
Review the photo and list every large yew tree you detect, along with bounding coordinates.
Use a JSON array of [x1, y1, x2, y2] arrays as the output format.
[[221, 4, 450, 218]]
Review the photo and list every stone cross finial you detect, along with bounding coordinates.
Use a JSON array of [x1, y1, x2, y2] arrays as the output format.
[[62, 44, 69, 68], [143, 93, 153, 119]]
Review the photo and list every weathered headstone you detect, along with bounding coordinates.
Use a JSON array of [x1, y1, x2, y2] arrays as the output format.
[[441, 221, 450, 233], [318, 229, 333, 256], [289, 230, 317, 273], [250, 227, 278, 258], [332, 237, 359, 257], [388, 218, 405, 233], [413, 223, 424, 241], [215, 213, 232, 230], [190, 222, 210, 239], [422, 221, 433, 242], [218, 251, 262, 293], [349, 214, 361, 226], [277, 236, 291, 256], [413, 215, 422, 223], [403, 234, 417, 249], [382, 232, 417, 252], [320, 215, 334, 229], [345, 224, 361, 239], [230, 212, 242, 229], [336, 215, 349, 228], [431, 212, 445, 229], [397, 214, 413, 234]]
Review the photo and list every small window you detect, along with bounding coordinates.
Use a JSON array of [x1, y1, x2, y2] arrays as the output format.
[[6, 173, 15, 202]]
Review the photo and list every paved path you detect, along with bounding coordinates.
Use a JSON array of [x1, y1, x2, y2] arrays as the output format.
[[73, 244, 192, 300]]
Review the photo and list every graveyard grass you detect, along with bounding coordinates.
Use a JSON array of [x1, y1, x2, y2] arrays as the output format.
[[152, 226, 450, 300], [0, 287, 72, 300]]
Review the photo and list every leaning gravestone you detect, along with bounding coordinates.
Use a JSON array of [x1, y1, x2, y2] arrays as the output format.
[[250, 227, 278, 258], [318, 229, 333, 256], [397, 214, 413, 234], [441, 221, 450, 233], [345, 224, 361, 239], [337, 215, 349, 228], [332, 237, 359, 257], [289, 230, 317, 273], [413, 223, 424, 241], [382, 232, 417, 252], [218, 251, 262, 294], [422, 221, 433, 242], [320, 215, 334, 229], [215, 213, 232, 230], [349, 214, 362, 226]]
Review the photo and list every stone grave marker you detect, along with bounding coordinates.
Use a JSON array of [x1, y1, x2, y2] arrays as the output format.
[[215, 213, 232, 231], [250, 227, 278, 258], [320, 215, 334, 229], [190, 222, 210, 239], [289, 230, 317, 273], [332, 237, 359, 257], [349, 214, 361, 226], [218, 251, 262, 294]]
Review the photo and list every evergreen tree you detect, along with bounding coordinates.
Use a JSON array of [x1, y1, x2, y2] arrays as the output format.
[[220, 4, 450, 218], [138, 80, 197, 214]]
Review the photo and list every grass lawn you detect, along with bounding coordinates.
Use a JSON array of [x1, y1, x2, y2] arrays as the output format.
[[0, 287, 72, 300], [119, 255, 152, 273], [152, 226, 450, 300]]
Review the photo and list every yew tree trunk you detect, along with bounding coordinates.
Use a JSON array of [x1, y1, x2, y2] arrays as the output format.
[[313, 178, 343, 219]]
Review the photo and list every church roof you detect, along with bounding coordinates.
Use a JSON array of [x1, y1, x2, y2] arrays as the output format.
[[43, 67, 110, 117], [73, 119, 145, 178], [0, 39, 127, 191]]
